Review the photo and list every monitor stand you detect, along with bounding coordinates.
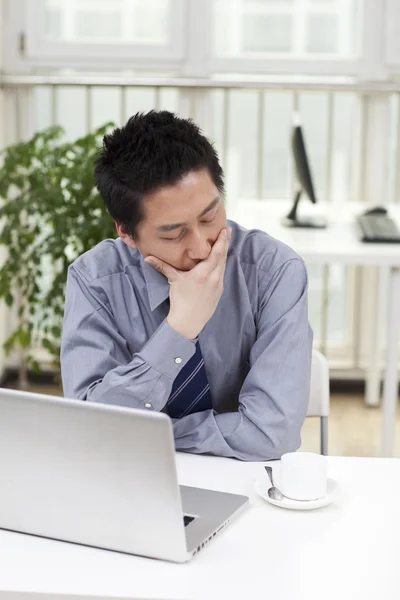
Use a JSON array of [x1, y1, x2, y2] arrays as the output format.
[[281, 189, 327, 228]]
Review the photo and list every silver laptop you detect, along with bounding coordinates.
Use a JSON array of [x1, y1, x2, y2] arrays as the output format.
[[0, 388, 248, 563]]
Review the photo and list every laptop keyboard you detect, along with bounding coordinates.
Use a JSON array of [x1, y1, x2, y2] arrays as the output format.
[[183, 515, 195, 527]]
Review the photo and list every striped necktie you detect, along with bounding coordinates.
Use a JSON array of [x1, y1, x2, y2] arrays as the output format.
[[166, 341, 212, 419]]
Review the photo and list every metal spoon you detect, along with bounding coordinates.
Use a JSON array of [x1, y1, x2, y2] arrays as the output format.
[[264, 466, 284, 502]]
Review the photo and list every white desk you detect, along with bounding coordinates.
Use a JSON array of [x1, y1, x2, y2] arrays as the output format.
[[1, 452, 400, 600], [231, 200, 400, 457]]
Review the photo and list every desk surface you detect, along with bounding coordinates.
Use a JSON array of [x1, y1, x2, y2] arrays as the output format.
[[231, 200, 400, 265], [1, 453, 400, 600]]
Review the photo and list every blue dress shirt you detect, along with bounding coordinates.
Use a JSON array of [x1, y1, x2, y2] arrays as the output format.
[[61, 219, 313, 461]]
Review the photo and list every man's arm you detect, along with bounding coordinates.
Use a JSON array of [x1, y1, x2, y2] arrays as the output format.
[[172, 258, 313, 461], [61, 267, 196, 408], [61, 225, 229, 409]]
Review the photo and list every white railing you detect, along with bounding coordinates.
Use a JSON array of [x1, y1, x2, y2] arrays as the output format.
[[1, 74, 399, 378]]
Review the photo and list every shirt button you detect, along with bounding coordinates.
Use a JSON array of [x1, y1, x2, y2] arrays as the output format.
[[145, 403, 152, 408], [174, 357, 182, 364]]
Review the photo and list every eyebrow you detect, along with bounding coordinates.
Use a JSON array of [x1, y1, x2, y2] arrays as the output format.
[[156, 197, 220, 233]]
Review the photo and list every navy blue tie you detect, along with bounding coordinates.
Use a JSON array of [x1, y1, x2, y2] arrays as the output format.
[[166, 341, 212, 419]]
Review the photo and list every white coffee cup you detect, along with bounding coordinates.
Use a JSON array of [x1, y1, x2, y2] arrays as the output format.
[[279, 452, 327, 501]]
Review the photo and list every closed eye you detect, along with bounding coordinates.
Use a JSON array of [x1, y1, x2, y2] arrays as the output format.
[[162, 229, 186, 241], [162, 210, 218, 241], [200, 205, 219, 224], [202, 211, 217, 223]]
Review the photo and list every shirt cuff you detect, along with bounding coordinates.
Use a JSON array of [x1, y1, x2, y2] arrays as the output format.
[[139, 319, 197, 379]]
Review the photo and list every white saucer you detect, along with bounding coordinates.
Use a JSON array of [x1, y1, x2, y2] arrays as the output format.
[[254, 477, 338, 510]]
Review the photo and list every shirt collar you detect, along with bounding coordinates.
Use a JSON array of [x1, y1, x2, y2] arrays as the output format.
[[140, 254, 170, 312]]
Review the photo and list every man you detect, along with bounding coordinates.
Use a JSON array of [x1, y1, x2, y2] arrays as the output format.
[[61, 110, 313, 461]]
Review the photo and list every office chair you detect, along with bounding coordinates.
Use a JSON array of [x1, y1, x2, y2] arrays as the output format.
[[307, 349, 330, 455]]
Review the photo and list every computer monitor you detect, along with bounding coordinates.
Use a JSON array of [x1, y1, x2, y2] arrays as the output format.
[[281, 115, 327, 228]]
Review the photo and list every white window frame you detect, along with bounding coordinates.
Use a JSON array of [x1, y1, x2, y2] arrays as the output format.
[[210, 0, 362, 77], [3, 0, 186, 72]]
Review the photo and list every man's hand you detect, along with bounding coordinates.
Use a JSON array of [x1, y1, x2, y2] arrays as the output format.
[[144, 227, 231, 340]]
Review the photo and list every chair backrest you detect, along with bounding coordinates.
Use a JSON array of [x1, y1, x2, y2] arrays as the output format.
[[307, 349, 330, 418]]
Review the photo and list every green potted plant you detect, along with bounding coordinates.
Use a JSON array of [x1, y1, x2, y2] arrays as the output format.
[[0, 123, 116, 385]]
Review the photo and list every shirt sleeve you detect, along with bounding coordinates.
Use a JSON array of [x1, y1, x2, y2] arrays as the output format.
[[60, 267, 196, 410], [172, 258, 313, 461]]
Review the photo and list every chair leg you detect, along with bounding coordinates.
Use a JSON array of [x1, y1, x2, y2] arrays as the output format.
[[320, 417, 328, 456]]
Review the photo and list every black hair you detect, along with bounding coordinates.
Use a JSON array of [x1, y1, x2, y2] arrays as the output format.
[[94, 110, 225, 239]]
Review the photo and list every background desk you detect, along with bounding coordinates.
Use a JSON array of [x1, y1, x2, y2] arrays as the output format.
[[1, 452, 400, 600], [231, 200, 400, 457]]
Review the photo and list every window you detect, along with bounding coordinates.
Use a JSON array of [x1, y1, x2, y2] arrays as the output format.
[[44, 0, 171, 45], [6, 0, 362, 75], [211, 0, 359, 75], [17, 0, 185, 67]]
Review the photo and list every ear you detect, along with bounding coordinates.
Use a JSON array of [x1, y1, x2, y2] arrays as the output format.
[[116, 222, 137, 249]]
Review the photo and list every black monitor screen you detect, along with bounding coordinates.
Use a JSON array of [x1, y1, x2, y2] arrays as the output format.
[[292, 123, 317, 204]]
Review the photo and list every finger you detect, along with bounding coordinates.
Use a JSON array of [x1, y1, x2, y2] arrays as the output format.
[[197, 227, 230, 274], [213, 254, 229, 285], [210, 227, 230, 273], [144, 256, 180, 283], [213, 227, 232, 279]]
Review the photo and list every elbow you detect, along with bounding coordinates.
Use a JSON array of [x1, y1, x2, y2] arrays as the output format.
[[270, 432, 301, 460], [252, 437, 300, 462], [263, 415, 303, 460], [224, 409, 304, 461], [245, 422, 302, 462], [61, 377, 101, 403]]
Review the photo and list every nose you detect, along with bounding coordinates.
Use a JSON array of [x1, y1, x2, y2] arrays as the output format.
[[187, 230, 211, 261]]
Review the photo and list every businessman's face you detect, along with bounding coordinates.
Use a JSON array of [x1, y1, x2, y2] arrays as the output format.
[[117, 169, 227, 272]]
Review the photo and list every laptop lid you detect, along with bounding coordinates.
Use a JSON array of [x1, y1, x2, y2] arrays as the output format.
[[0, 388, 189, 562]]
